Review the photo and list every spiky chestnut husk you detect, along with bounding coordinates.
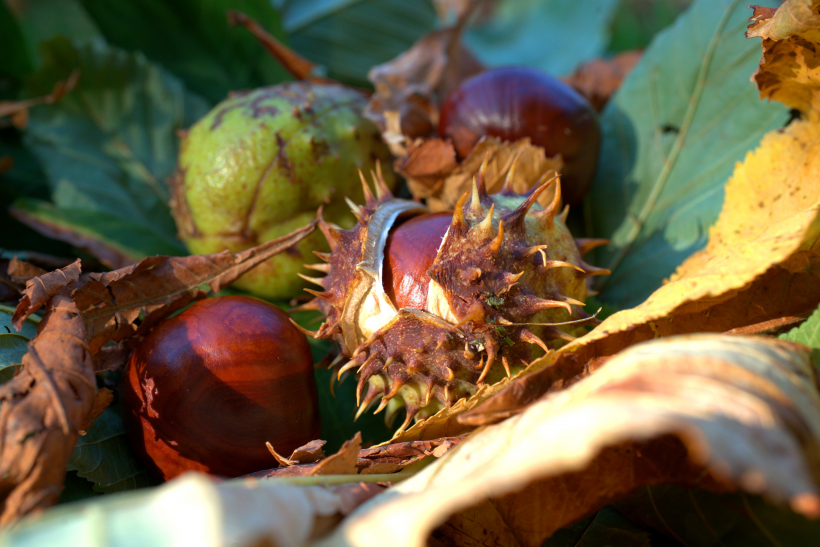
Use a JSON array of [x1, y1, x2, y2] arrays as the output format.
[[296, 163, 608, 431]]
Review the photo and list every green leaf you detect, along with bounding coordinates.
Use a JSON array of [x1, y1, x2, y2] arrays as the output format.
[[12, 199, 186, 267], [0, 130, 76, 257], [9, 0, 101, 71], [57, 471, 100, 505], [21, 38, 208, 264], [0, 1, 34, 77], [288, 0, 437, 87], [0, 303, 39, 340], [616, 485, 820, 546], [67, 405, 156, 493], [0, 334, 29, 384], [544, 506, 652, 547], [463, 0, 620, 76], [79, 0, 291, 104], [0, 304, 38, 385], [588, 0, 787, 309], [780, 306, 820, 369], [279, 0, 356, 31], [608, 0, 691, 53]]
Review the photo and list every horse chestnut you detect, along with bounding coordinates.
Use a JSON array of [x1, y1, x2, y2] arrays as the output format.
[[438, 67, 601, 205], [121, 295, 320, 480], [383, 211, 452, 310]]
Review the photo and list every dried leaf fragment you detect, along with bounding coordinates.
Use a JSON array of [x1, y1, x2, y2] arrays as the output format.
[[563, 50, 642, 111], [327, 335, 820, 547], [0, 295, 95, 525]]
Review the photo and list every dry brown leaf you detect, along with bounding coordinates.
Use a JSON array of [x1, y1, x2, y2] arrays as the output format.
[[6, 257, 47, 282], [291, 441, 328, 463], [563, 50, 642, 111], [0, 295, 95, 525], [322, 335, 820, 547], [308, 433, 361, 476], [357, 437, 463, 475], [747, 1, 820, 114], [365, 25, 482, 142], [429, 499, 521, 547], [11, 259, 81, 329], [256, 436, 463, 478], [12, 222, 317, 362]]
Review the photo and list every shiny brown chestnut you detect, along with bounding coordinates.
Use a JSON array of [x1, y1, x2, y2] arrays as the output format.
[[438, 66, 601, 205], [121, 295, 320, 480], [383, 212, 452, 310]]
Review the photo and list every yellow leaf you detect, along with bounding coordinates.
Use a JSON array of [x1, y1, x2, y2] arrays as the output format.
[[747, 0, 820, 114]]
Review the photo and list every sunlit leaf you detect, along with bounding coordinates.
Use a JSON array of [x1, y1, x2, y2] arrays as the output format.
[[329, 335, 820, 546], [589, 0, 786, 309]]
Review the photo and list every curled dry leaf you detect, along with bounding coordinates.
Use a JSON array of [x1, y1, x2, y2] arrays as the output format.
[[11, 259, 81, 330], [357, 436, 463, 475], [6, 257, 48, 282], [0, 295, 95, 525], [562, 50, 642, 112], [2, 473, 384, 547], [325, 335, 820, 547], [12, 222, 317, 373], [747, 0, 820, 115], [268, 439, 328, 467]]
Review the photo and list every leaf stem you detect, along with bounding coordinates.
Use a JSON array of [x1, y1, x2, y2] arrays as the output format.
[[235, 470, 417, 487]]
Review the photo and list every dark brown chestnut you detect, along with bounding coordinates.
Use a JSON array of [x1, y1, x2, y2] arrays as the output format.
[[438, 66, 601, 205], [121, 295, 320, 480], [383, 211, 452, 310]]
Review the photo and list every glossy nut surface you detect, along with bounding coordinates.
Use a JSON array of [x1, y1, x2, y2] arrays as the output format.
[[383, 212, 452, 310], [121, 295, 320, 480], [438, 67, 601, 205]]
